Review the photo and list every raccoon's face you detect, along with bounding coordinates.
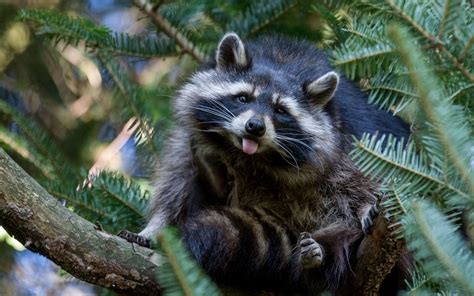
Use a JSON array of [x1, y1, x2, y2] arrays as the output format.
[[176, 33, 340, 169]]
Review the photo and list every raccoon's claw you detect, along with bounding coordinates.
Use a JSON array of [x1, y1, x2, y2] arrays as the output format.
[[361, 204, 379, 235], [299, 232, 324, 269], [118, 229, 152, 248]]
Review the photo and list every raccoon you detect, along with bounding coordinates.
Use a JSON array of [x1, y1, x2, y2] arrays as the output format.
[[120, 33, 410, 294]]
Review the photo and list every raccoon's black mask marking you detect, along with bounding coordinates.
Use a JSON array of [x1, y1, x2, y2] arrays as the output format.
[[191, 92, 315, 168]]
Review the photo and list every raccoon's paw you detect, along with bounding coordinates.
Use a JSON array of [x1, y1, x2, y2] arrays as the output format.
[[361, 204, 380, 235], [299, 232, 323, 269], [118, 229, 152, 248]]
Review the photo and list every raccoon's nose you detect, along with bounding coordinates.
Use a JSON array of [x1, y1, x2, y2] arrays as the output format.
[[245, 118, 266, 137]]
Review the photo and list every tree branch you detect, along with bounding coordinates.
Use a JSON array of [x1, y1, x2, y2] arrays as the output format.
[[344, 213, 405, 295], [0, 148, 162, 295], [133, 0, 206, 63]]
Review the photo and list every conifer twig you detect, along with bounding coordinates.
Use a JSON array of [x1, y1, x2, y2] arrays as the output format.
[[133, 0, 206, 63]]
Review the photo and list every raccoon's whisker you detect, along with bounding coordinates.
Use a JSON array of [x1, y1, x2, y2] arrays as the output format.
[[276, 129, 314, 139], [196, 121, 227, 125], [189, 127, 221, 133], [276, 135, 314, 152], [278, 135, 316, 142], [190, 106, 233, 121], [275, 140, 300, 171], [207, 100, 235, 118], [191, 106, 231, 119]]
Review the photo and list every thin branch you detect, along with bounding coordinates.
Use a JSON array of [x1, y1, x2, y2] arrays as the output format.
[[437, 0, 450, 39], [459, 33, 474, 61], [441, 48, 474, 83], [133, 0, 206, 63]]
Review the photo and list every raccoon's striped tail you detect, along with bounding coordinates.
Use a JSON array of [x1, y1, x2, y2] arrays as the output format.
[[181, 206, 303, 291]]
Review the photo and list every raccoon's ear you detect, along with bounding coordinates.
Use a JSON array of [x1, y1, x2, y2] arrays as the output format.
[[305, 71, 339, 107], [216, 33, 250, 70]]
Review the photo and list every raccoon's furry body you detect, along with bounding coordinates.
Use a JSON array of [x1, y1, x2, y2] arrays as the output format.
[[138, 34, 410, 294]]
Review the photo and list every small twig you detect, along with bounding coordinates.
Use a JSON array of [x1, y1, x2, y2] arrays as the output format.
[[459, 33, 474, 61], [133, 0, 206, 63], [441, 48, 474, 83]]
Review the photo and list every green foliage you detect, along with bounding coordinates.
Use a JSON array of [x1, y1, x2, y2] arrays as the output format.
[[323, 1, 474, 294], [0, 99, 77, 181], [99, 54, 161, 155], [389, 25, 474, 198], [404, 201, 474, 294], [225, 0, 297, 37], [18, 9, 177, 58], [44, 171, 148, 233], [317, 0, 474, 113], [157, 228, 222, 296]]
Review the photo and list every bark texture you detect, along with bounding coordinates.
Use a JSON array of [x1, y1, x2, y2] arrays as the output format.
[[0, 148, 403, 295], [344, 214, 405, 295], [0, 149, 161, 295]]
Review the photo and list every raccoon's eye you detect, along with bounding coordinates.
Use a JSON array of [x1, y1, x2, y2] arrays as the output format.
[[235, 94, 250, 104], [275, 106, 288, 115]]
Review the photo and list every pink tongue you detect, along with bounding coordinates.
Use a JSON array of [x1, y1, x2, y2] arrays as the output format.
[[242, 138, 259, 155]]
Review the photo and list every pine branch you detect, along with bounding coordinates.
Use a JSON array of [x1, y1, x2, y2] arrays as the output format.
[[0, 100, 75, 180], [158, 228, 222, 296], [351, 134, 470, 201], [133, 0, 206, 63], [389, 25, 474, 197], [386, 0, 439, 42], [0, 148, 161, 295], [332, 43, 395, 79], [0, 126, 55, 180], [91, 172, 148, 221], [47, 184, 112, 222], [367, 73, 418, 113], [381, 181, 412, 236], [436, 0, 460, 38], [404, 201, 474, 294], [44, 170, 148, 234], [459, 32, 474, 61], [387, 0, 474, 83], [405, 265, 431, 294], [18, 9, 177, 58], [225, 0, 298, 37], [99, 54, 160, 156]]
